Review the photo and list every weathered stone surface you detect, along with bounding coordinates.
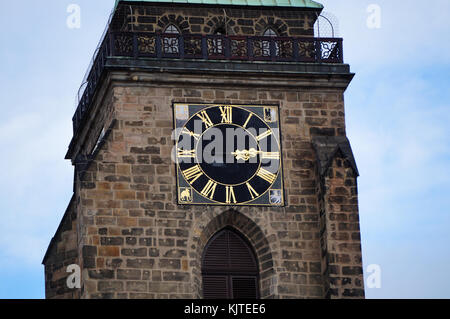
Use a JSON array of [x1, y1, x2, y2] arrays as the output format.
[[117, 269, 141, 280]]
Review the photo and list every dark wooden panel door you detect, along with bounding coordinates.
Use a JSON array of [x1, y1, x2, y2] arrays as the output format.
[[231, 276, 259, 299], [202, 228, 259, 299], [203, 276, 229, 299]]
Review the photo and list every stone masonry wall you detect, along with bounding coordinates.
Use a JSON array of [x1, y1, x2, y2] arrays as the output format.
[[320, 155, 364, 298], [112, 4, 317, 36], [43, 198, 80, 299], [72, 78, 358, 299]]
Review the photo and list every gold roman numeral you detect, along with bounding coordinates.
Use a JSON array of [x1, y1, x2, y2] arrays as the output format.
[[177, 148, 196, 158], [182, 127, 201, 140], [183, 165, 203, 184], [262, 152, 280, 160], [243, 113, 252, 129], [257, 168, 277, 184], [246, 182, 259, 200], [197, 111, 214, 128], [256, 129, 272, 141], [226, 186, 237, 204], [219, 106, 233, 124], [201, 180, 218, 199]]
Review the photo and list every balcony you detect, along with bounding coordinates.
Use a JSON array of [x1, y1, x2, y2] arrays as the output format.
[[72, 31, 344, 134]]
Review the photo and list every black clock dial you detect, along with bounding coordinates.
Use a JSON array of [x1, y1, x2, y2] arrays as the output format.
[[175, 104, 283, 206], [196, 123, 260, 185]]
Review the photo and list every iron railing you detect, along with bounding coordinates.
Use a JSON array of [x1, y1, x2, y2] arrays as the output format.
[[72, 31, 344, 133]]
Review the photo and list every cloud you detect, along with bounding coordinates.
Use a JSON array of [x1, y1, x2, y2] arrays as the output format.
[[349, 70, 450, 218], [0, 1, 113, 296], [363, 239, 450, 298], [0, 110, 72, 192], [0, 110, 74, 268], [343, 62, 450, 297], [319, 0, 450, 67]]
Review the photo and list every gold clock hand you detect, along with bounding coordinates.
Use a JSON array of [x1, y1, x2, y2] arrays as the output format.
[[231, 148, 261, 161]]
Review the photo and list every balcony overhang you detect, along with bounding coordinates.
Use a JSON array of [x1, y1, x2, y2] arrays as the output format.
[[107, 56, 353, 79], [65, 60, 353, 161], [66, 32, 352, 160]]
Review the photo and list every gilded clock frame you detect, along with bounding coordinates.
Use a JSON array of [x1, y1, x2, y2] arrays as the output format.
[[173, 102, 285, 207]]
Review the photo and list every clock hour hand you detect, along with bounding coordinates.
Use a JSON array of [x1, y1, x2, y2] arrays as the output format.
[[231, 148, 260, 161]]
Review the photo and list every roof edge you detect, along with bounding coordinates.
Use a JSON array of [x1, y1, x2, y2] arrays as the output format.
[[312, 136, 359, 178], [42, 194, 76, 265], [114, 0, 324, 10]]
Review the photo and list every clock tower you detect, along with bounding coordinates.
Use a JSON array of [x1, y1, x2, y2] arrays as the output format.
[[43, 0, 365, 299]]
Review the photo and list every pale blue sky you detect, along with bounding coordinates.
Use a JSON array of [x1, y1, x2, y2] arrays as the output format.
[[0, 0, 449, 299]]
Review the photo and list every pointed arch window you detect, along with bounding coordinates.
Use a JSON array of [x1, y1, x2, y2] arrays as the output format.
[[163, 24, 180, 54], [263, 28, 278, 37], [164, 24, 180, 34], [202, 228, 259, 299]]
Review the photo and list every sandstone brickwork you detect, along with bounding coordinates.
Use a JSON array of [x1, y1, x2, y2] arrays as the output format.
[[43, 70, 364, 298], [112, 4, 316, 36], [321, 155, 363, 298], [43, 197, 80, 299]]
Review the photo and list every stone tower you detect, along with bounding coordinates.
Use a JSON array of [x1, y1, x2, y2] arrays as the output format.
[[43, 0, 365, 299]]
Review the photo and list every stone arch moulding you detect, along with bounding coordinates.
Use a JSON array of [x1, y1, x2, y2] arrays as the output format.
[[255, 18, 288, 36], [203, 16, 236, 35], [157, 14, 189, 33], [190, 209, 277, 299]]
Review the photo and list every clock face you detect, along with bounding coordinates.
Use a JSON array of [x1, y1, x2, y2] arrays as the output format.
[[174, 103, 284, 206]]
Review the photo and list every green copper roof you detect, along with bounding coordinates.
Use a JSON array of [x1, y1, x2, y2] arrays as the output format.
[[115, 0, 323, 9]]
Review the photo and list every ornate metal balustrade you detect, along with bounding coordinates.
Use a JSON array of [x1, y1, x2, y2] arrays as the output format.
[[111, 32, 343, 62], [72, 31, 344, 134]]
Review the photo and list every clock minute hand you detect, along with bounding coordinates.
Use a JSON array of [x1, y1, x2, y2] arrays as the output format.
[[231, 148, 260, 161]]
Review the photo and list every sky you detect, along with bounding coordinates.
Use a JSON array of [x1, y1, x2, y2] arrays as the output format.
[[0, 0, 449, 299]]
